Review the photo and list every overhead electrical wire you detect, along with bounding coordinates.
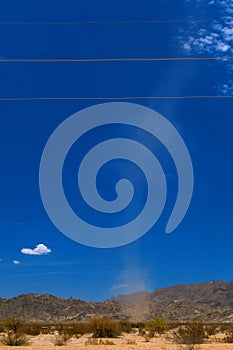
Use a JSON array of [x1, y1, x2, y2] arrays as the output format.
[[0, 17, 232, 101], [0, 57, 232, 62], [0, 17, 232, 25], [0, 95, 233, 101]]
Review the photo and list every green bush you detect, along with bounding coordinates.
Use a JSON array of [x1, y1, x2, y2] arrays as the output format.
[[118, 320, 132, 333], [88, 316, 121, 338], [146, 317, 169, 335], [24, 322, 42, 336], [75, 322, 91, 336]]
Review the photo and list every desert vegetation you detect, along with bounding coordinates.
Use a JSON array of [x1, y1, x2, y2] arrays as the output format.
[[1, 316, 233, 348], [0, 316, 28, 346]]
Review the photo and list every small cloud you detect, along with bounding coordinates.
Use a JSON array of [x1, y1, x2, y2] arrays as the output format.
[[12, 260, 20, 265], [216, 42, 230, 52], [215, 80, 233, 95], [21, 243, 51, 256]]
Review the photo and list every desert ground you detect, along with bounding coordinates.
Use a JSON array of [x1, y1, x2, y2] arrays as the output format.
[[1, 333, 233, 350]]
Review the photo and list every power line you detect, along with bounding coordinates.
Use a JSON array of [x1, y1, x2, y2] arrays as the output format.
[[0, 95, 232, 101], [0, 57, 232, 63], [0, 17, 231, 25]]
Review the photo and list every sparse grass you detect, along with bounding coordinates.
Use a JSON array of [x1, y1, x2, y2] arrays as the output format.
[[143, 334, 150, 342], [126, 338, 137, 345], [179, 345, 200, 350], [85, 338, 115, 345]]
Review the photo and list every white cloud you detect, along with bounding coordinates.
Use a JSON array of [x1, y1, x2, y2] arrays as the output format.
[[180, 22, 233, 56], [12, 260, 20, 265], [179, 1, 233, 94], [215, 80, 233, 94], [21, 243, 51, 256], [185, 0, 233, 12]]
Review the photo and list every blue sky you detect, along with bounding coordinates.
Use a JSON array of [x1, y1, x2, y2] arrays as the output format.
[[0, 0, 233, 301]]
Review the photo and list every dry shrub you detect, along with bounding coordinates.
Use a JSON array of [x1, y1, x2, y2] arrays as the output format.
[[74, 322, 90, 336], [1, 316, 28, 346], [118, 319, 132, 333], [53, 333, 71, 346], [1, 332, 28, 346], [172, 322, 206, 346], [0, 322, 5, 332], [131, 322, 145, 328], [219, 323, 233, 333], [138, 327, 146, 336], [102, 339, 115, 345], [85, 338, 99, 345], [88, 316, 121, 338], [223, 329, 233, 343], [24, 322, 42, 336], [204, 324, 218, 337]]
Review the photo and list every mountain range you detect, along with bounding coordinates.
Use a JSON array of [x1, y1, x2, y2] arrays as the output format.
[[1, 280, 233, 323]]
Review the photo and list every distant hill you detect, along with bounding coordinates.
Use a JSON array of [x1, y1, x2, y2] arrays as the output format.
[[109, 280, 233, 322], [1, 281, 233, 323], [109, 280, 233, 308], [0, 294, 127, 323]]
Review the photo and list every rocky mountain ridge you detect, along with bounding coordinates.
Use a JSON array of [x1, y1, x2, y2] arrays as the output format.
[[1, 280, 233, 323]]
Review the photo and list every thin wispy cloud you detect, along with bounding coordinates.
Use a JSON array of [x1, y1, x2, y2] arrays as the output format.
[[180, 0, 233, 94], [110, 284, 130, 291], [21, 243, 51, 256]]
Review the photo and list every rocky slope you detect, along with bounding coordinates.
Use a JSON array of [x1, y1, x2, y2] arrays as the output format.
[[109, 280, 233, 308], [1, 280, 233, 323], [0, 294, 127, 322]]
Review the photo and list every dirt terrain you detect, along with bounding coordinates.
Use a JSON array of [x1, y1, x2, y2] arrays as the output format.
[[0, 333, 233, 350]]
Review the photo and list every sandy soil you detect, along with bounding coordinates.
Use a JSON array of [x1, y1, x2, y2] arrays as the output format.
[[0, 333, 233, 350]]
